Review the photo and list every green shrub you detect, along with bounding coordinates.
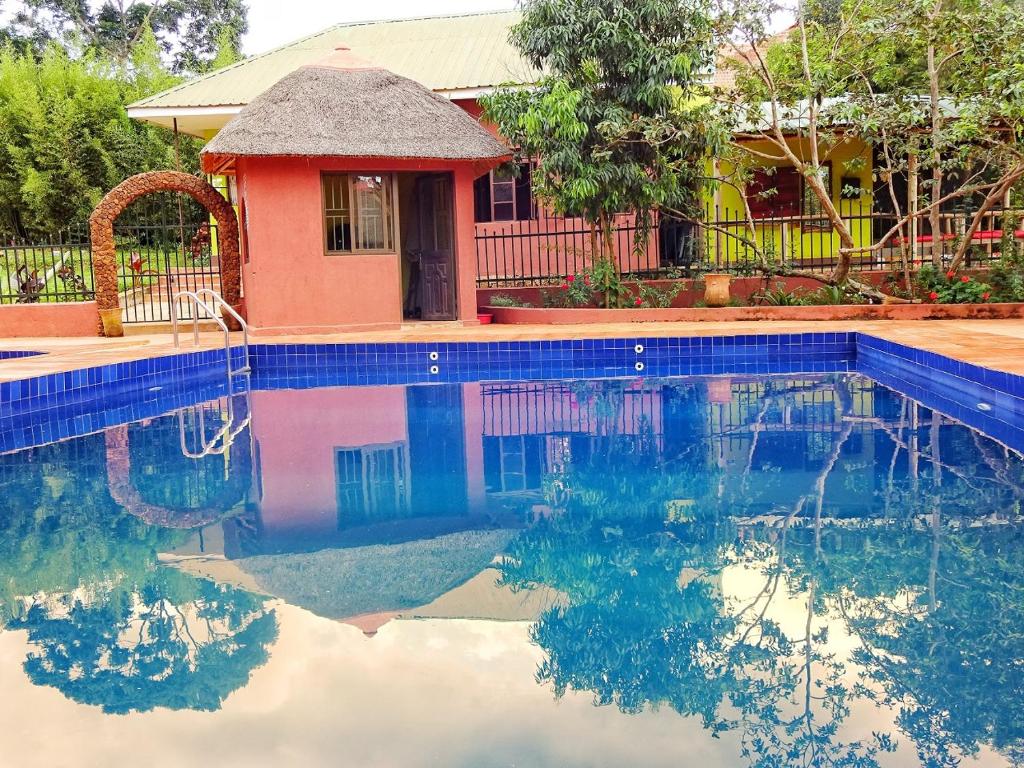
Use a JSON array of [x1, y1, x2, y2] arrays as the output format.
[[488, 293, 529, 308], [987, 249, 1024, 302], [630, 280, 684, 308], [916, 266, 992, 304]]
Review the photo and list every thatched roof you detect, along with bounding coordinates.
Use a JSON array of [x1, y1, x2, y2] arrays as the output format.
[[201, 58, 510, 163], [233, 529, 516, 620]]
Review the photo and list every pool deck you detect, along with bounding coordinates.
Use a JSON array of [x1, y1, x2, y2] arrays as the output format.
[[2, 319, 1024, 383]]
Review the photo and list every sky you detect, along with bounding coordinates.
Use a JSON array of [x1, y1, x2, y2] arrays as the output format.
[[242, 0, 517, 55]]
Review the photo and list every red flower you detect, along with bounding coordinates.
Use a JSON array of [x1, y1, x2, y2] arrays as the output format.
[[961, 275, 970, 283], [946, 270, 956, 279], [928, 291, 939, 301], [983, 292, 991, 300], [561, 282, 569, 290], [634, 298, 643, 307], [583, 277, 591, 286], [566, 275, 575, 283]]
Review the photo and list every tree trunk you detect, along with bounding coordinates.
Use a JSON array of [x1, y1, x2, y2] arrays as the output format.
[[927, 13, 944, 268]]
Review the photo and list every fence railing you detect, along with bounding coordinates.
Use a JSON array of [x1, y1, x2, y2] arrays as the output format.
[[0, 226, 95, 304], [475, 200, 1023, 286]]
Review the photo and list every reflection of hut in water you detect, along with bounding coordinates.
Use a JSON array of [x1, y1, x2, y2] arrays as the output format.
[[167, 529, 563, 636], [234, 530, 515, 620]]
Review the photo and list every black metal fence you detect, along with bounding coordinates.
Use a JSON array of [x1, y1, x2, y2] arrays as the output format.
[[475, 199, 1020, 286], [1, 178, 231, 323], [0, 226, 94, 304]]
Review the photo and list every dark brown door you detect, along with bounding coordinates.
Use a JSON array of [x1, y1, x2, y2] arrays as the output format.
[[415, 174, 456, 320]]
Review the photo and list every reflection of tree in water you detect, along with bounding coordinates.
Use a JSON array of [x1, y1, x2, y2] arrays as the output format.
[[501, 375, 1024, 767], [0, 429, 277, 714], [10, 568, 277, 714], [0, 433, 184, 624]]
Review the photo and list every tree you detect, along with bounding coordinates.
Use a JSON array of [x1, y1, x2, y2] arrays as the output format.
[[482, 0, 726, 306], [714, 0, 1024, 295], [8, 0, 247, 73], [0, 42, 200, 236]]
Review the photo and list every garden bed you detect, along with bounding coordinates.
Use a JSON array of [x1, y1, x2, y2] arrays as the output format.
[[484, 302, 1024, 324]]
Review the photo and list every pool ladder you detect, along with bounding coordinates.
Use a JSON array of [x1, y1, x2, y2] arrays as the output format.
[[178, 388, 253, 459], [171, 289, 251, 381]]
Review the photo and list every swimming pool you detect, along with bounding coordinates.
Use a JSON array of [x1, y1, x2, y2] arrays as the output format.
[[1, 334, 1022, 767]]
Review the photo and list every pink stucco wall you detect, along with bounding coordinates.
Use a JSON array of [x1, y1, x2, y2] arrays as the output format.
[[0, 301, 98, 337], [236, 156, 493, 334]]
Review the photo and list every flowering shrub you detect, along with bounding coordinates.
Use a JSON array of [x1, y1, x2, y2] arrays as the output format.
[[916, 266, 992, 304], [632, 281, 684, 308], [542, 257, 631, 308]]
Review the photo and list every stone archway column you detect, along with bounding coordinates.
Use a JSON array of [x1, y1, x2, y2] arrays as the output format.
[[89, 170, 241, 337]]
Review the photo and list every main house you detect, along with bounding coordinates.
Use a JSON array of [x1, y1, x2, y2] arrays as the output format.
[[125, 11, 899, 332]]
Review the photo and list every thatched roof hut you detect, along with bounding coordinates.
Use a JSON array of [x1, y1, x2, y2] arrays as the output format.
[[202, 49, 510, 166]]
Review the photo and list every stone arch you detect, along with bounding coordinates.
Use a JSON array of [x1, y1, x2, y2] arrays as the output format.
[[89, 170, 241, 337]]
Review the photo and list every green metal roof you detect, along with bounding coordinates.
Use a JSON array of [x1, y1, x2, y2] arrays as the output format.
[[130, 10, 536, 111]]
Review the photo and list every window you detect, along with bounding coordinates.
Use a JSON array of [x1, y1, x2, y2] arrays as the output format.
[[801, 163, 832, 229], [473, 163, 534, 223], [746, 163, 833, 227], [335, 443, 410, 527], [322, 173, 396, 253], [747, 167, 801, 218]]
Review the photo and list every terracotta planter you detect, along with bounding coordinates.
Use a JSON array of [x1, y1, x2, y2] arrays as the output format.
[[98, 307, 123, 337], [477, 312, 494, 325], [703, 273, 732, 308]]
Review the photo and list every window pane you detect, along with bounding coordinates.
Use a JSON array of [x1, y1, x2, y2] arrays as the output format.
[[492, 181, 514, 203], [354, 175, 391, 251], [323, 174, 351, 252], [803, 166, 831, 217], [493, 202, 515, 221], [802, 165, 832, 229]]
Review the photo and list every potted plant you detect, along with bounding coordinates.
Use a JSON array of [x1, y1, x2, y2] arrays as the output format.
[[703, 273, 732, 307]]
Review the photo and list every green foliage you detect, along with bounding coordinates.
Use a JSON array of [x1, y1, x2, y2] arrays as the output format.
[[632, 279, 684, 308], [752, 280, 811, 306], [8, 0, 247, 73], [541, 258, 630, 308], [0, 43, 198, 236], [486, 293, 531, 308], [482, 0, 726, 262], [13, 569, 276, 714], [916, 266, 992, 303], [987, 247, 1024, 302]]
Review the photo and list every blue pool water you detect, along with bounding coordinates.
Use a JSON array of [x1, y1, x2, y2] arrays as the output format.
[[1, 360, 1023, 766]]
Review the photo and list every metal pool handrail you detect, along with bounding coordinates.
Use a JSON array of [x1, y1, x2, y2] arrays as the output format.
[[171, 289, 250, 379], [194, 288, 250, 374]]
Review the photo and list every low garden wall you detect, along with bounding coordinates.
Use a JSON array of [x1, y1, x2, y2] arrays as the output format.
[[0, 301, 99, 337], [484, 302, 1024, 324], [477, 274, 889, 310]]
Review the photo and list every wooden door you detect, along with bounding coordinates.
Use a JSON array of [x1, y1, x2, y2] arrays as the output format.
[[416, 174, 456, 320]]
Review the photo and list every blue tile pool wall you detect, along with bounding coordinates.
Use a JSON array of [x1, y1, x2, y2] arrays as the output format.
[[249, 332, 858, 388], [0, 375, 238, 454], [856, 334, 1024, 450], [0, 350, 42, 360], [0, 347, 245, 419], [8, 331, 1024, 453]]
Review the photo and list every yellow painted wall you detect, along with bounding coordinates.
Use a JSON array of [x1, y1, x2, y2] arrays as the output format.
[[704, 136, 874, 268]]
